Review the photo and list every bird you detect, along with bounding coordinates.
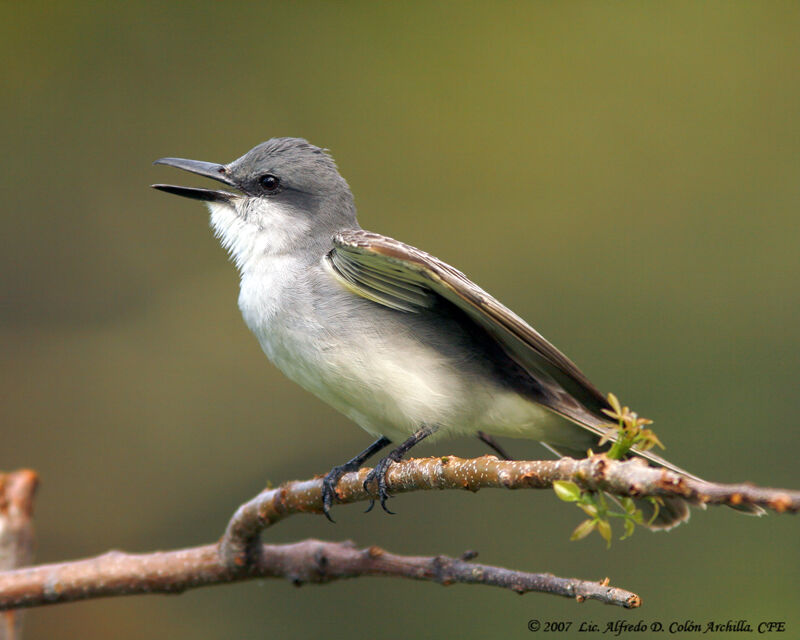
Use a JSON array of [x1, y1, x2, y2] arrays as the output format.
[[152, 137, 760, 528]]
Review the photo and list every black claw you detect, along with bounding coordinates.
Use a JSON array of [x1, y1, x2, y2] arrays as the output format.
[[322, 481, 333, 518], [322, 494, 336, 523], [377, 463, 395, 514], [381, 498, 395, 515], [363, 456, 398, 514], [321, 464, 351, 523]]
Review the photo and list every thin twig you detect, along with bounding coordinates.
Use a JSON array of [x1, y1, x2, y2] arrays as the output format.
[[0, 539, 640, 610]]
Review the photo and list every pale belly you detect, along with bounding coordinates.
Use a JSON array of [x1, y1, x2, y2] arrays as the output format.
[[238, 264, 575, 445], [249, 316, 571, 445]]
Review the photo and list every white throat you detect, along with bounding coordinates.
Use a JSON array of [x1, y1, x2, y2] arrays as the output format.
[[207, 198, 311, 274]]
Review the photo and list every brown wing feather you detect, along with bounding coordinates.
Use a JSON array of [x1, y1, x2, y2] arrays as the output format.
[[331, 229, 610, 418]]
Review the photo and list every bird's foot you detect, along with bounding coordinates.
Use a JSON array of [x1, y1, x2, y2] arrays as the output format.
[[320, 436, 393, 522], [321, 463, 355, 523], [363, 454, 400, 514]]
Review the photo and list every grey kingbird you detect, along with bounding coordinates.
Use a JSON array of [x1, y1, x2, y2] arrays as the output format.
[[153, 137, 761, 528]]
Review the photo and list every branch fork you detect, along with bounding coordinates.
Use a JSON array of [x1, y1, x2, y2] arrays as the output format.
[[0, 455, 797, 614]]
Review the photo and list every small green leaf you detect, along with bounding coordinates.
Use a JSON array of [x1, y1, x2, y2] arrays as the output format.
[[597, 427, 617, 446], [646, 498, 662, 526], [620, 497, 636, 514], [597, 519, 612, 547], [622, 518, 636, 539], [607, 393, 622, 414], [579, 503, 599, 517], [571, 519, 597, 541], [553, 481, 581, 502]]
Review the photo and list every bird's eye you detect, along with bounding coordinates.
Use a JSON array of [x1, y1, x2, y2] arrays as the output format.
[[259, 174, 280, 192]]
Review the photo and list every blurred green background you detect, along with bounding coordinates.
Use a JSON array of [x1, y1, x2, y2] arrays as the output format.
[[2, 2, 799, 638]]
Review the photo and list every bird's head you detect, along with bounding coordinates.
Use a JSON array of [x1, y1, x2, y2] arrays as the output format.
[[153, 138, 357, 271]]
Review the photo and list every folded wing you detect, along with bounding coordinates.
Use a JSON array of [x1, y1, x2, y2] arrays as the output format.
[[327, 229, 610, 421]]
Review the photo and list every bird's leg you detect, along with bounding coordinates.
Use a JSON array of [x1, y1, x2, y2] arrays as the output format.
[[322, 436, 391, 522], [476, 431, 513, 460], [363, 425, 434, 514]]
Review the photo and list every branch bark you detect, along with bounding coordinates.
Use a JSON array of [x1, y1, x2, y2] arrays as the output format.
[[0, 539, 640, 610], [220, 454, 799, 568]]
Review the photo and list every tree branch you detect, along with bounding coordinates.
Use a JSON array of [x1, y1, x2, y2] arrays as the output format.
[[0, 470, 39, 640], [0, 454, 796, 614], [220, 454, 799, 568], [0, 539, 640, 610]]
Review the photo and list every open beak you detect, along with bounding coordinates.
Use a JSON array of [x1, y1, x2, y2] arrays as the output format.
[[152, 157, 239, 203]]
